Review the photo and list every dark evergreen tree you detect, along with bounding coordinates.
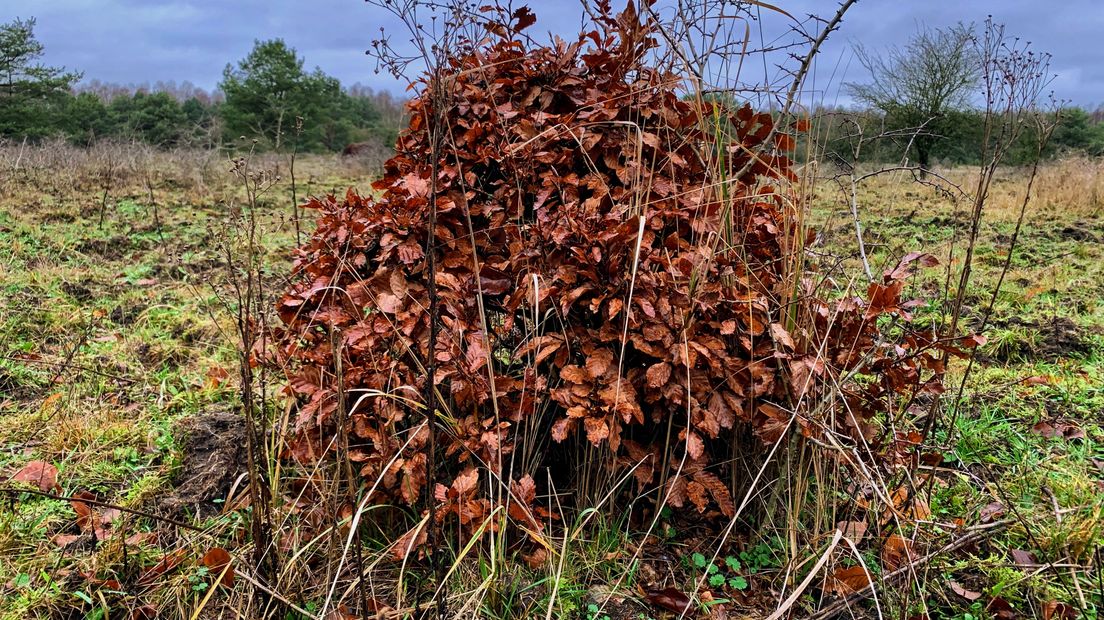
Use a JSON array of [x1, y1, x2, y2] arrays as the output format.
[[0, 17, 81, 139]]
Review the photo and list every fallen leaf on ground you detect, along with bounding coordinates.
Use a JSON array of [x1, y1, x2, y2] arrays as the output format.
[[70, 491, 96, 531], [987, 596, 1016, 619], [949, 580, 982, 601], [125, 531, 157, 546], [202, 547, 235, 587], [138, 549, 188, 586], [979, 501, 1005, 522], [882, 534, 914, 571], [52, 534, 82, 548], [836, 520, 867, 546], [10, 460, 59, 492], [825, 565, 872, 595], [1042, 600, 1077, 620], [1032, 420, 1086, 440], [130, 605, 158, 620], [40, 392, 63, 412], [521, 547, 548, 569], [645, 587, 692, 614], [204, 366, 230, 389]]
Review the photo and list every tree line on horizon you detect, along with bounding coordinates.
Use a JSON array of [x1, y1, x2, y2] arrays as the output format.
[[0, 17, 405, 153], [2, 15, 1104, 163]]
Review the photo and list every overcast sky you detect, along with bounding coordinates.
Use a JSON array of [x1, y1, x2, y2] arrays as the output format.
[[3, 0, 1103, 107]]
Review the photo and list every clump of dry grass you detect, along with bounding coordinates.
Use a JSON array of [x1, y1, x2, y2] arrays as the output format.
[[1032, 155, 1104, 216], [0, 139, 383, 203]]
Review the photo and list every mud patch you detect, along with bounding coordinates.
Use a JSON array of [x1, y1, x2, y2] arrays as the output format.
[[984, 316, 1095, 363], [60, 281, 94, 302], [0, 368, 34, 402], [1050, 222, 1101, 243], [1033, 317, 1096, 360], [161, 410, 246, 517], [110, 303, 146, 326]]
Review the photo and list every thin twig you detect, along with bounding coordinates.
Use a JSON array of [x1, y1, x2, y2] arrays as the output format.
[[0, 487, 204, 532]]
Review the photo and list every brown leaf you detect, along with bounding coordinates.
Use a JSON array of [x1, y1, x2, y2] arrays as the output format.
[[204, 365, 230, 389], [130, 605, 158, 620], [825, 565, 872, 595], [1009, 548, 1037, 567], [884, 251, 938, 281], [948, 580, 982, 601], [376, 292, 403, 314], [769, 322, 795, 349], [881, 534, 914, 571], [699, 475, 734, 517], [1032, 421, 1060, 437], [391, 522, 428, 561], [559, 365, 589, 384], [586, 349, 614, 378], [551, 418, 574, 442], [403, 172, 429, 197], [52, 534, 82, 548], [961, 333, 988, 348], [511, 6, 536, 32], [202, 547, 235, 587], [1032, 420, 1086, 440], [125, 531, 157, 546], [645, 587, 692, 614], [521, 547, 548, 569], [986, 596, 1016, 620], [138, 549, 188, 585], [686, 481, 708, 512], [645, 362, 671, 389], [1062, 424, 1087, 440], [11, 460, 59, 492], [979, 501, 1005, 522], [684, 430, 704, 460], [511, 475, 537, 505], [583, 417, 610, 444], [1042, 600, 1077, 620], [71, 493, 94, 531], [324, 607, 360, 620], [451, 467, 480, 498], [836, 520, 867, 546]]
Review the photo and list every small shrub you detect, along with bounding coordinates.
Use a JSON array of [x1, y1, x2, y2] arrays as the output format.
[[275, 3, 952, 557]]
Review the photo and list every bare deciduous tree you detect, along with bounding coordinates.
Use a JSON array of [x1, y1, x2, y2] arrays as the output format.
[[847, 23, 979, 169]]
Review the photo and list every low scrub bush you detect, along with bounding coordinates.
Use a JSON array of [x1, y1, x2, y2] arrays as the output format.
[[275, 3, 952, 558]]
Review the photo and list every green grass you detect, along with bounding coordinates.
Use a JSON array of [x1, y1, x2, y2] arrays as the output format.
[[0, 156, 342, 618], [809, 168, 1104, 620], [1, 159, 1101, 618]]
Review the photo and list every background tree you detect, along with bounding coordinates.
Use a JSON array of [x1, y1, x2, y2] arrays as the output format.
[[60, 92, 110, 145], [0, 17, 81, 139], [109, 91, 187, 146], [1047, 107, 1104, 156], [220, 39, 342, 151], [847, 23, 979, 169]]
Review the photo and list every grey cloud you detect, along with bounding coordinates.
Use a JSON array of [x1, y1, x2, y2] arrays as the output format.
[[2, 0, 1102, 105]]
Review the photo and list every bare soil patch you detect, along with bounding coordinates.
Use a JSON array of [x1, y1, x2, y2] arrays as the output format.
[[161, 409, 246, 517]]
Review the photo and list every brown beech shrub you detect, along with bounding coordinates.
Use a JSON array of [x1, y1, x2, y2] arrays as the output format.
[[275, 4, 950, 553]]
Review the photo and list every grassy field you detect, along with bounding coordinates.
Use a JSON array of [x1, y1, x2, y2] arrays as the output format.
[[807, 161, 1104, 618], [1, 146, 1102, 619]]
